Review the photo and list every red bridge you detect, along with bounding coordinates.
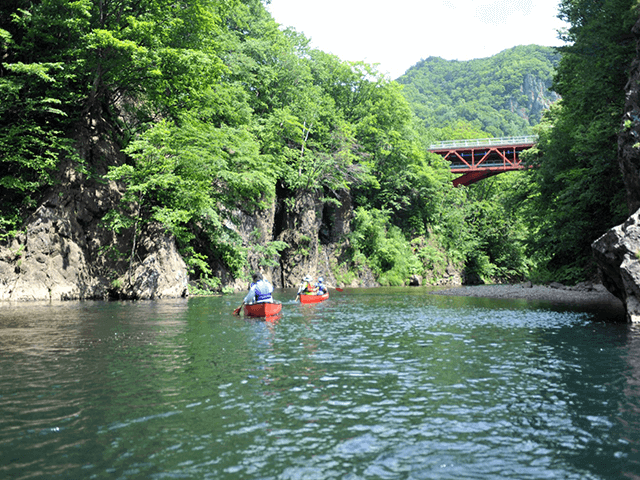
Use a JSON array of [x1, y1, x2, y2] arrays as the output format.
[[429, 135, 537, 186]]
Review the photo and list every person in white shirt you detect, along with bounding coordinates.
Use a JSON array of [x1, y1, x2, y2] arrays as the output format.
[[315, 277, 327, 295]]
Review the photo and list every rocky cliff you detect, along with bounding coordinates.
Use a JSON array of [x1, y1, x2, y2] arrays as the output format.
[[0, 146, 379, 301], [592, 210, 640, 322], [0, 136, 189, 301], [225, 188, 381, 292], [593, 16, 640, 322], [508, 73, 560, 124]]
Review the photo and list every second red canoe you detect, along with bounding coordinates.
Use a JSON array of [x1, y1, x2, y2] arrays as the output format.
[[299, 292, 329, 304]]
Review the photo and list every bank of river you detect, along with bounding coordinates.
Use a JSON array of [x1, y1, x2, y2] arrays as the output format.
[[432, 282, 624, 306]]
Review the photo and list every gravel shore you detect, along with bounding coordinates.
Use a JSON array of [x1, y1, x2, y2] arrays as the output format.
[[430, 282, 624, 306]]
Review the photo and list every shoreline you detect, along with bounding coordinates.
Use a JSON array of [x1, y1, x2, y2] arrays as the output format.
[[430, 282, 624, 307]]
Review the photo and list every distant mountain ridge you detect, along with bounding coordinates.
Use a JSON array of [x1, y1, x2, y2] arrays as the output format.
[[397, 45, 561, 138]]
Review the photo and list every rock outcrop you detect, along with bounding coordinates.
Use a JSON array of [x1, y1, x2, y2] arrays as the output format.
[[0, 191, 189, 301], [276, 190, 323, 288], [0, 135, 189, 301], [116, 225, 189, 300], [0, 195, 106, 301], [592, 209, 640, 322], [509, 73, 560, 124]]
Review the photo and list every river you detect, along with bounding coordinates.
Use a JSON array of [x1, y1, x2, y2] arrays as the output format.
[[1, 287, 638, 479]]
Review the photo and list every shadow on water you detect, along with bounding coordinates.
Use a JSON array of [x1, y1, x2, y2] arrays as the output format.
[[534, 321, 640, 479]]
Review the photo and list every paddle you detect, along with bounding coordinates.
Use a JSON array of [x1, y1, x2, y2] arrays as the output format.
[[233, 302, 244, 316]]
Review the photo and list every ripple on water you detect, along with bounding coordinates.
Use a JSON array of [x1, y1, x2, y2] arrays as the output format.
[[1, 293, 639, 479]]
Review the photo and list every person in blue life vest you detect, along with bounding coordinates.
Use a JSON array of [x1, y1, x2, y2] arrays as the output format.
[[245, 272, 274, 304], [235, 272, 275, 314], [315, 277, 328, 295]]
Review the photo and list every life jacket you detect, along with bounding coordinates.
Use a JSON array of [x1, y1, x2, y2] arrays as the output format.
[[253, 279, 273, 303]]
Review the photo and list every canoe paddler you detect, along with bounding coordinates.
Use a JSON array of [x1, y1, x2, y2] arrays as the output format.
[[234, 272, 274, 315], [296, 275, 317, 301], [315, 277, 328, 295]]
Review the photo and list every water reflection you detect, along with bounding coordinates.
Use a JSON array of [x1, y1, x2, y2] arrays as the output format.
[[0, 301, 87, 356], [618, 324, 640, 477], [1, 291, 639, 479]]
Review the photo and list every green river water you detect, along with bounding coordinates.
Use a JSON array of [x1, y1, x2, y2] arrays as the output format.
[[1, 287, 638, 479]]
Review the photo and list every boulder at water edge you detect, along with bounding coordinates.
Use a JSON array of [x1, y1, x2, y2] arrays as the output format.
[[592, 208, 640, 322]]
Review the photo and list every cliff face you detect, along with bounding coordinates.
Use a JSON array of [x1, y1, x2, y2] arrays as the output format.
[[0, 137, 189, 301], [0, 142, 378, 301], [619, 18, 640, 214], [229, 188, 380, 291], [593, 16, 640, 322], [508, 74, 560, 124], [592, 211, 640, 322]]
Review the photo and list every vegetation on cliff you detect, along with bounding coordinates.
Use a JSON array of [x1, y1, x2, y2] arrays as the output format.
[[0, 0, 461, 289], [0, 0, 638, 292], [523, 0, 638, 282]]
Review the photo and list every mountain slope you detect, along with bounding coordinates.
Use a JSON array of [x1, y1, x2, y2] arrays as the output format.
[[397, 45, 561, 138]]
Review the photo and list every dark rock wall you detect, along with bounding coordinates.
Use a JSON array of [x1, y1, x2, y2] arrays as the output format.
[[276, 190, 323, 288], [619, 17, 640, 213], [593, 210, 640, 322]]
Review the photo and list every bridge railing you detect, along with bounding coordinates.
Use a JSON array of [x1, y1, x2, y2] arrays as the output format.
[[429, 135, 538, 150]]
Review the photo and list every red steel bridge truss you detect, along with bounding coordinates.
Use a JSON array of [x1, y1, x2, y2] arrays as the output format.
[[429, 136, 538, 186]]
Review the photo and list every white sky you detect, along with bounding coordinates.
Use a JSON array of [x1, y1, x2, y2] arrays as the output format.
[[266, 0, 569, 79]]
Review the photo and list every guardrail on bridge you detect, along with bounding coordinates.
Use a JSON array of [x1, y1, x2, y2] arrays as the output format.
[[429, 135, 538, 150]]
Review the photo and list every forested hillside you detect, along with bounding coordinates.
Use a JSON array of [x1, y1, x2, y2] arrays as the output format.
[[398, 45, 561, 139], [0, 0, 637, 299], [398, 0, 638, 284], [0, 0, 464, 296]]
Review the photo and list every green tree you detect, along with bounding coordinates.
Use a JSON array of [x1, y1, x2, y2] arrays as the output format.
[[0, 0, 230, 236], [527, 0, 637, 282], [462, 173, 532, 282], [348, 207, 423, 286], [0, 11, 79, 235], [343, 74, 453, 235], [104, 109, 277, 279]]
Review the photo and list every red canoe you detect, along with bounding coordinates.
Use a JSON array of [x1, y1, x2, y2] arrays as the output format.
[[299, 292, 329, 304], [244, 302, 282, 317]]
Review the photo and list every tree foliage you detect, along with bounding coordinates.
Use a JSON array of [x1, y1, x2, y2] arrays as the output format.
[[525, 0, 637, 282], [0, 0, 457, 285], [0, 0, 229, 235], [398, 45, 560, 138]]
